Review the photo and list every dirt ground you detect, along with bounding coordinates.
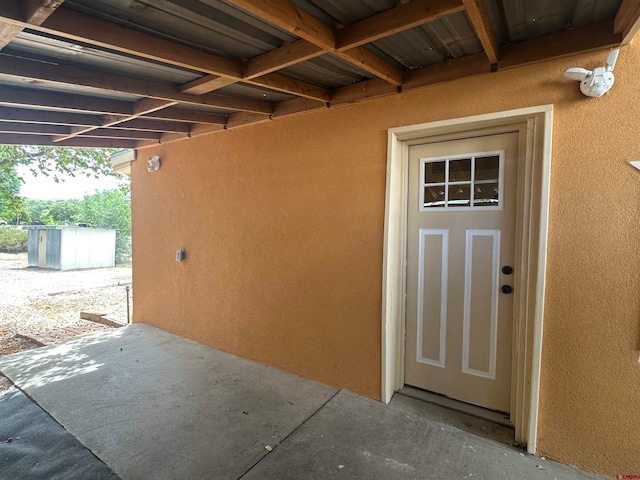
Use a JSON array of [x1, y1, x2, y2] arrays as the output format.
[[0, 253, 132, 357]]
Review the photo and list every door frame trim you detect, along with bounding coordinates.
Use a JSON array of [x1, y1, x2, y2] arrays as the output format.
[[381, 105, 553, 454]]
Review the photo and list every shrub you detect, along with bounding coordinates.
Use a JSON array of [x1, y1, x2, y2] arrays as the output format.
[[0, 227, 27, 253], [116, 235, 132, 266]]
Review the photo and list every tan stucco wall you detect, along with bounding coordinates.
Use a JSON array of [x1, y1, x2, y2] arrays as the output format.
[[134, 45, 640, 477]]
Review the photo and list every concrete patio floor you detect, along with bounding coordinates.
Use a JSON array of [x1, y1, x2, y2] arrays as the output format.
[[0, 324, 605, 480]]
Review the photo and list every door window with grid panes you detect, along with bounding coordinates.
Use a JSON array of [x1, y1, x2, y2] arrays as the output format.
[[419, 150, 504, 211]]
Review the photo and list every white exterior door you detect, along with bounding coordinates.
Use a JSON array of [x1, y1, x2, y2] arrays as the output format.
[[38, 230, 47, 267], [404, 132, 519, 413]]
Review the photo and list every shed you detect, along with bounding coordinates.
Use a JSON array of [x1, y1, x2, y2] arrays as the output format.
[[25, 226, 116, 271]]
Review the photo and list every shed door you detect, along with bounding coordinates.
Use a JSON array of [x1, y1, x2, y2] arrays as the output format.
[[404, 132, 518, 413], [38, 230, 47, 267]]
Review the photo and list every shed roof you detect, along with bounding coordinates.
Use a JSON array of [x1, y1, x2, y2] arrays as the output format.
[[0, 0, 634, 149]]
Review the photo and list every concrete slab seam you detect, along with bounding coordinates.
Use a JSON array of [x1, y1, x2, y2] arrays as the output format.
[[237, 388, 343, 480]]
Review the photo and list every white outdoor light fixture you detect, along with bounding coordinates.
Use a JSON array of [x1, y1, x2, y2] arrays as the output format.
[[630, 160, 640, 171], [564, 49, 619, 98], [147, 155, 161, 172]]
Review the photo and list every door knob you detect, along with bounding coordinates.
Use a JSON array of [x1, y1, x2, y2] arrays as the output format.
[[501, 285, 513, 294], [502, 266, 513, 275]]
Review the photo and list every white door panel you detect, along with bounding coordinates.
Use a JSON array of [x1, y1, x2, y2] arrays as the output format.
[[405, 132, 518, 413]]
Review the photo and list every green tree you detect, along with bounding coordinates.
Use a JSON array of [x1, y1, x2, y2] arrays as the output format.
[[77, 190, 131, 235], [0, 145, 122, 224], [0, 145, 117, 181]]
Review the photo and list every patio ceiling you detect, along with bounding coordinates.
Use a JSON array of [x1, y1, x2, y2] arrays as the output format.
[[0, 0, 636, 149]]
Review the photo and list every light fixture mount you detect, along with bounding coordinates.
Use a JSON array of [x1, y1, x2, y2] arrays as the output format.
[[147, 155, 161, 172], [564, 49, 619, 98]]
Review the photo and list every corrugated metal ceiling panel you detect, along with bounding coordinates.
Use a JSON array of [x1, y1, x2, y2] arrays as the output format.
[[217, 82, 295, 102], [0, 75, 141, 102], [280, 54, 375, 88], [290, 0, 397, 28], [371, 12, 485, 70], [66, 0, 298, 60], [501, 0, 622, 43], [7, 31, 201, 85]]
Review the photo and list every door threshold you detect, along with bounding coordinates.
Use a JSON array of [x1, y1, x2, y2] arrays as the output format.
[[399, 386, 512, 427]]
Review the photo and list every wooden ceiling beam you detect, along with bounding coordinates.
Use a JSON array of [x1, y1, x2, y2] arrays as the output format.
[[112, 118, 191, 133], [143, 108, 227, 125], [337, 47, 403, 86], [402, 52, 491, 90], [180, 77, 238, 95], [0, 86, 133, 115], [226, 0, 403, 86], [226, 112, 272, 130], [247, 73, 330, 101], [244, 39, 324, 78], [272, 97, 326, 118], [0, 22, 22, 50], [0, 55, 272, 114], [187, 124, 226, 138], [35, 7, 242, 78], [0, 87, 225, 139], [330, 78, 399, 106], [81, 128, 163, 141], [498, 21, 621, 70], [0, 132, 136, 148], [336, 0, 464, 50], [11, 6, 324, 101], [54, 99, 177, 143], [0, 5, 327, 102], [615, 0, 640, 45], [183, 71, 330, 102], [25, 0, 65, 25], [0, 0, 64, 50], [462, 0, 498, 64], [226, 0, 336, 50], [0, 122, 68, 135], [0, 106, 102, 127], [180, 39, 326, 97], [0, 122, 163, 140]]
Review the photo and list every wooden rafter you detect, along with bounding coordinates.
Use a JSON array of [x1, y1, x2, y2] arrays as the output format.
[[7, 7, 327, 102], [0, 86, 133, 115], [462, 0, 498, 64], [336, 0, 464, 50], [134, 20, 624, 148], [25, 0, 65, 24], [0, 107, 104, 128], [183, 40, 326, 98], [0, 122, 162, 140], [180, 77, 238, 96], [227, 0, 336, 50], [498, 21, 620, 70], [0, 86, 231, 130], [0, 0, 64, 50], [249, 73, 330, 101], [226, 0, 403, 86], [0, 23, 22, 50], [143, 108, 227, 125], [244, 40, 325, 78], [403, 52, 491, 90], [53, 99, 178, 143], [0, 133, 136, 148], [112, 119, 191, 134], [0, 0, 629, 150], [615, 0, 640, 45], [0, 55, 272, 114]]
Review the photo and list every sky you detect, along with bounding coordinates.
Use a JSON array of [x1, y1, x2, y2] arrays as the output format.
[[17, 165, 121, 200]]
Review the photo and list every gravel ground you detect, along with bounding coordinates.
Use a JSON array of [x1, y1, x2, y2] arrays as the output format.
[[0, 253, 132, 356]]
